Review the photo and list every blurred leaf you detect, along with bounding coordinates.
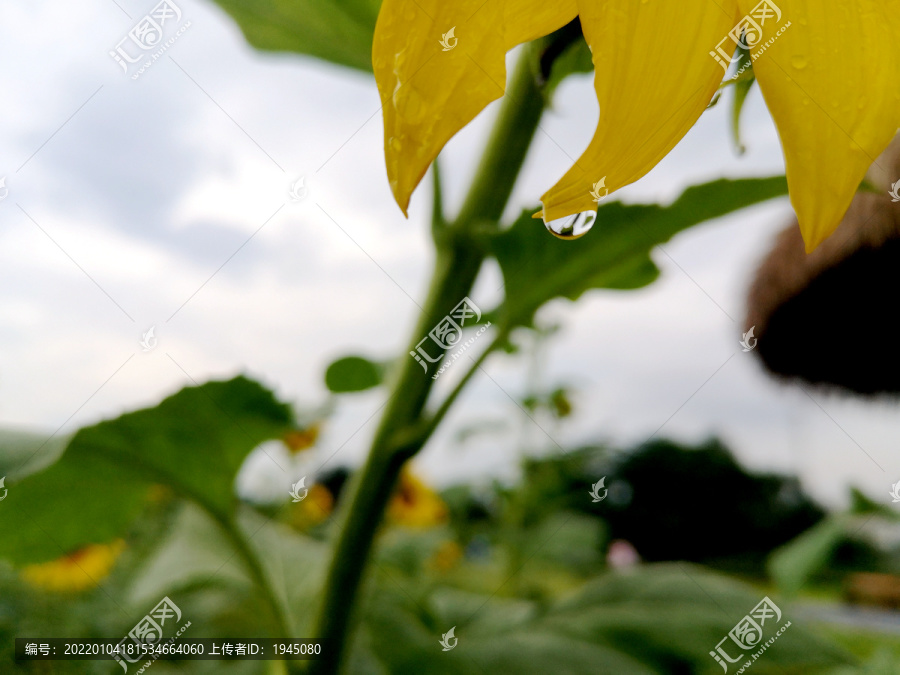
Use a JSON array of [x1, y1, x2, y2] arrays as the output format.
[[325, 355, 385, 393], [208, 0, 381, 72], [128, 504, 253, 608], [488, 176, 789, 328], [236, 507, 329, 633], [849, 487, 900, 520], [526, 511, 604, 571], [0, 428, 69, 479], [769, 514, 850, 596], [131, 504, 328, 634], [352, 563, 849, 674], [0, 376, 292, 565], [544, 563, 851, 673], [453, 419, 509, 444], [827, 646, 900, 675], [550, 388, 572, 418], [465, 632, 658, 674]]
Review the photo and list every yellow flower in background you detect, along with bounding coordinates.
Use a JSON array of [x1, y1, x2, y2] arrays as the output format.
[[21, 540, 125, 593], [283, 425, 320, 454], [290, 483, 334, 529], [387, 470, 448, 528], [428, 540, 464, 572], [374, 0, 900, 252]]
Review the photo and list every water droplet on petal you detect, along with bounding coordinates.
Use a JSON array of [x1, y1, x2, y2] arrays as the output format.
[[392, 85, 425, 123], [545, 211, 596, 240], [390, 137, 402, 152], [790, 55, 808, 70]]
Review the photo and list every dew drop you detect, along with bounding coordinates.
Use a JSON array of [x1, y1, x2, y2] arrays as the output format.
[[390, 137, 402, 152], [545, 210, 596, 240], [393, 86, 425, 123], [790, 55, 808, 70]]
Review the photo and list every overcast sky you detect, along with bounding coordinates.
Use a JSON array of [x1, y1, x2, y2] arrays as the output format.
[[1, 0, 897, 509]]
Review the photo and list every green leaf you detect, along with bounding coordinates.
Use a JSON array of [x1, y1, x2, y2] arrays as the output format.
[[0, 428, 68, 479], [542, 563, 851, 672], [351, 562, 850, 674], [207, 0, 381, 72], [325, 355, 385, 393], [768, 514, 849, 596], [0, 376, 293, 565], [466, 632, 658, 675], [128, 504, 253, 609], [487, 176, 789, 328], [130, 504, 328, 634]]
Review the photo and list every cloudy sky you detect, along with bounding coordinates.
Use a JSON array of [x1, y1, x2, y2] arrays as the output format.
[[1, 0, 896, 508]]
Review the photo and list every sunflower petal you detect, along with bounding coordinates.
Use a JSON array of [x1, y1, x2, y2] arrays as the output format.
[[373, 0, 576, 215], [539, 0, 740, 222], [743, 0, 900, 252]]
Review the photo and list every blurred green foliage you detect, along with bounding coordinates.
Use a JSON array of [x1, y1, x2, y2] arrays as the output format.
[[4, 383, 898, 673], [209, 0, 381, 72]]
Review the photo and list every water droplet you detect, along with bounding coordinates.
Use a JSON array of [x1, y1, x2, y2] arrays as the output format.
[[390, 137, 402, 152], [392, 85, 425, 123], [545, 211, 596, 240], [790, 55, 808, 70]]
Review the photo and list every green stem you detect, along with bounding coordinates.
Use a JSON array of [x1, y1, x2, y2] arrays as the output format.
[[309, 43, 546, 675], [455, 46, 546, 226]]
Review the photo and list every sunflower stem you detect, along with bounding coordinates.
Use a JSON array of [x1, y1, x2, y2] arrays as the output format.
[[308, 43, 545, 675]]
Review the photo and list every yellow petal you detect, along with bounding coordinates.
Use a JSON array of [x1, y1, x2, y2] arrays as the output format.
[[21, 540, 126, 593], [540, 0, 740, 222], [374, 0, 576, 215], [743, 0, 900, 252], [387, 470, 447, 527]]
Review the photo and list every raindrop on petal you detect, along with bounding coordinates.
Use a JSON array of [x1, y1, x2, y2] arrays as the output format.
[[544, 210, 596, 240]]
